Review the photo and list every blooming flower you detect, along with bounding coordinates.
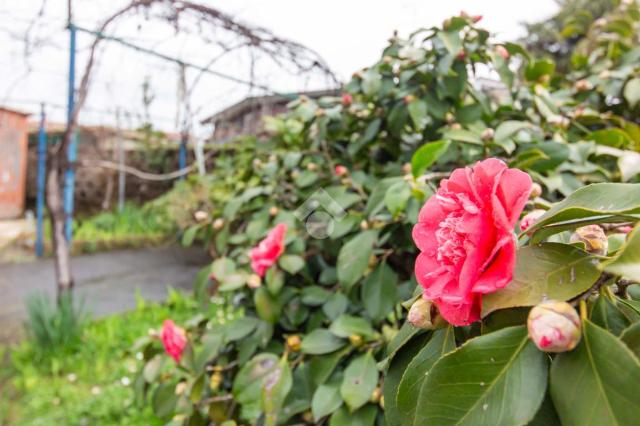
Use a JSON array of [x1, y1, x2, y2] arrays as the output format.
[[250, 223, 287, 276], [412, 158, 532, 325], [334, 165, 348, 177], [520, 209, 545, 233], [527, 300, 581, 352], [161, 319, 187, 363]]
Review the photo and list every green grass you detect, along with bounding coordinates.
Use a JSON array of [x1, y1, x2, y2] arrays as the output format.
[[1, 289, 203, 426]]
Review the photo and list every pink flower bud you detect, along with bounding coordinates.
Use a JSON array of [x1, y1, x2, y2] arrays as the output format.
[[161, 320, 187, 363], [341, 93, 353, 106], [520, 209, 545, 233], [408, 298, 446, 329], [570, 225, 608, 255], [528, 300, 581, 353], [529, 182, 542, 199], [334, 165, 348, 177], [496, 45, 510, 60], [472, 15, 483, 23]]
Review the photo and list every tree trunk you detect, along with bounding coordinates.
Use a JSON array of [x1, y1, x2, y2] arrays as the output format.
[[46, 155, 74, 299]]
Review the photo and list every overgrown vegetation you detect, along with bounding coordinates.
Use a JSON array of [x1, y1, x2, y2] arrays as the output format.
[[1, 289, 203, 426]]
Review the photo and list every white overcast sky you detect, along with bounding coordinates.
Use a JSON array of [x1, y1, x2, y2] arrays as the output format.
[[0, 0, 557, 137]]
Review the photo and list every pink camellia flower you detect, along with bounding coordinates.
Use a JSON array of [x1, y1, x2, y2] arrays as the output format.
[[334, 165, 348, 177], [496, 45, 510, 60], [250, 223, 287, 277], [341, 93, 353, 106], [520, 209, 546, 233], [161, 319, 187, 363], [412, 158, 532, 326]]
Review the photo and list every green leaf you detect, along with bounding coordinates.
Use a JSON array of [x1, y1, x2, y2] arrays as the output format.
[[308, 347, 350, 387], [411, 140, 451, 178], [414, 326, 547, 426], [361, 262, 398, 322], [621, 321, 640, 358], [396, 328, 455, 425], [590, 295, 630, 336], [442, 128, 483, 145], [301, 329, 347, 355], [152, 383, 178, 418], [527, 183, 640, 242], [438, 30, 462, 55], [312, 381, 343, 421], [601, 225, 640, 281], [181, 224, 200, 247], [384, 181, 412, 217], [482, 244, 601, 316], [278, 254, 305, 274], [211, 257, 235, 280], [337, 230, 377, 292], [407, 100, 428, 130], [550, 320, 640, 426], [143, 355, 164, 382], [224, 317, 259, 342], [254, 287, 282, 324], [624, 77, 640, 107], [301, 286, 332, 306], [589, 128, 632, 148], [233, 353, 279, 421], [295, 171, 319, 188], [495, 120, 530, 145], [340, 352, 379, 411], [261, 356, 293, 424], [525, 59, 555, 81], [329, 405, 377, 426], [330, 315, 376, 339], [323, 293, 349, 320]]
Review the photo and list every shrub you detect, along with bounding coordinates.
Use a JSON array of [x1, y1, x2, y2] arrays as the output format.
[[134, 3, 640, 425]]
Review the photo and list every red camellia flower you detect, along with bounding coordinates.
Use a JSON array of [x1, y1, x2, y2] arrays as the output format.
[[250, 223, 287, 277], [341, 93, 353, 106], [334, 165, 348, 177], [412, 158, 532, 326], [161, 319, 187, 363]]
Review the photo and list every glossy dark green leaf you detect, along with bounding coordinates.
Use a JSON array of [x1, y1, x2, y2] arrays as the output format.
[[414, 326, 547, 426], [411, 140, 451, 178], [254, 287, 282, 324], [330, 315, 376, 339], [396, 327, 455, 424], [301, 286, 332, 306], [601, 225, 640, 281], [551, 320, 640, 426], [337, 230, 377, 291], [526, 183, 640, 243], [621, 321, 640, 358], [361, 262, 398, 322], [312, 380, 343, 421], [590, 295, 630, 336], [340, 352, 379, 411], [329, 405, 377, 426], [301, 329, 347, 355], [278, 254, 305, 274], [482, 244, 600, 316], [152, 382, 178, 418]]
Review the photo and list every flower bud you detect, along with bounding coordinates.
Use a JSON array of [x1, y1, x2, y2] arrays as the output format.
[[305, 162, 318, 171], [445, 112, 455, 124], [403, 94, 416, 104], [574, 79, 593, 92], [341, 93, 353, 106], [520, 209, 545, 233], [252, 158, 262, 168], [286, 335, 302, 352], [383, 55, 393, 64], [548, 115, 569, 129], [314, 108, 325, 117], [496, 45, 510, 59], [370, 387, 382, 403], [213, 218, 225, 230], [527, 300, 581, 353], [402, 162, 412, 174], [408, 298, 446, 329], [349, 334, 364, 347], [334, 165, 348, 177], [209, 372, 223, 391], [472, 15, 483, 23], [529, 182, 542, 199], [450, 123, 462, 130], [268, 154, 278, 163], [194, 210, 209, 223], [247, 274, 262, 289], [481, 128, 495, 141], [175, 381, 188, 395], [570, 225, 608, 255], [269, 206, 279, 216], [360, 220, 369, 230]]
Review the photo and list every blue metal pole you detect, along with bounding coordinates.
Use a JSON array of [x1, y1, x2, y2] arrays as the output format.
[[178, 137, 187, 180], [35, 104, 47, 257], [64, 23, 77, 242]]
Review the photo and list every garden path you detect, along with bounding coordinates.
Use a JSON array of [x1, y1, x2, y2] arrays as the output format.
[[0, 246, 209, 343]]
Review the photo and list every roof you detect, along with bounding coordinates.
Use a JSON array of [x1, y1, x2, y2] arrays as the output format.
[[200, 88, 340, 125], [0, 106, 31, 117], [26, 122, 184, 143]]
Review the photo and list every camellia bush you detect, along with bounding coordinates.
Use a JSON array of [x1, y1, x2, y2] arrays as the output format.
[[131, 3, 640, 425]]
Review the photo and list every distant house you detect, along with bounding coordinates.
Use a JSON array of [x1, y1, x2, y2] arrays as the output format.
[[201, 89, 339, 143], [0, 107, 30, 219]]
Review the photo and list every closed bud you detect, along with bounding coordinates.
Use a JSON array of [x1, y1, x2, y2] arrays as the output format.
[[286, 335, 302, 352], [360, 220, 370, 230], [175, 381, 188, 395], [570, 225, 608, 255], [341, 93, 353, 106], [530, 182, 542, 199], [472, 15, 483, 23], [213, 218, 225, 230], [194, 210, 209, 223], [450, 123, 462, 130], [383, 55, 393, 64], [481, 127, 495, 141], [291, 170, 300, 179], [334, 164, 348, 177], [315, 108, 325, 117], [370, 387, 382, 403], [445, 112, 455, 124], [574, 79, 593, 92], [402, 162, 412, 174], [252, 158, 262, 168], [306, 162, 318, 171], [349, 334, 364, 347], [209, 372, 223, 391], [598, 70, 611, 80], [268, 154, 278, 162], [548, 115, 570, 129], [247, 274, 262, 289], [408, 298, 446, 329], [520, 209, 545, 233], [403, 94, 416, 104], [495, 45, 510, 60], [528, 300, 581, 353], [269, 206, 279, 216], [302, 411, 314, 423]]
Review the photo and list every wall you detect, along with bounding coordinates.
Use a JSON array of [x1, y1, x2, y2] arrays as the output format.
[[0, 109, 29, 219]]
